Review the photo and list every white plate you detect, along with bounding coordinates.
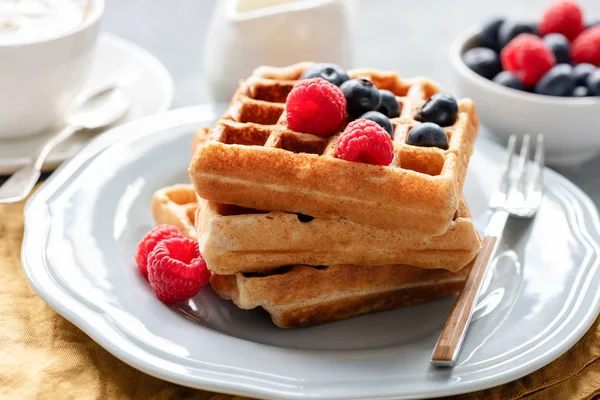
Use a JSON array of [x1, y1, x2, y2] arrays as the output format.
[[22, 106, 600, 400], [0, 33, 174, 175]]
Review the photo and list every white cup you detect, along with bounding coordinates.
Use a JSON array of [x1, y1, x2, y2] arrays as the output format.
[[0, 0, 104, 138]]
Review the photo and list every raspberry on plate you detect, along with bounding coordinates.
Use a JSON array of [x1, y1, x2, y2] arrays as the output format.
[[572, 26, 600, 66], [336, 119, 394, 166], [501, 34, 556, 86], [285, 77, 346, 136], [539, 0, 585, 41], [147, 237, 211, 304], [135, 224, 183, 279]]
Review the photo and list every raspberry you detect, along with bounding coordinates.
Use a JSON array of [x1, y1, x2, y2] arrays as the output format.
[[501, 34, 556, 86], [286, 78, 346, 136], [336, 119, 394, 166], [572, 26, 600, 66], [147, 238, 210, 304], [135, 224, 183, 279], [539, 1, 585, 41]]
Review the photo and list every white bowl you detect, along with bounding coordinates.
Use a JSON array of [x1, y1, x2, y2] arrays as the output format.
[[450, 26, 600, 166], [0, 0, 104, 138]]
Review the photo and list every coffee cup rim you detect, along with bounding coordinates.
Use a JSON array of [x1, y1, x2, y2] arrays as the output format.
[[0, 0, 105, 48]]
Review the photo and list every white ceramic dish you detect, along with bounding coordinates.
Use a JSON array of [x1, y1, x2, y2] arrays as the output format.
[[450, 26, 600, 166], [22, 106, 600, 400], [0, 33, 174, 175], [0, 0, 104, 137]]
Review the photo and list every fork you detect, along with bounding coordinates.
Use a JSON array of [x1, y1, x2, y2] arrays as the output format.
[[431, 133, 545, 367]]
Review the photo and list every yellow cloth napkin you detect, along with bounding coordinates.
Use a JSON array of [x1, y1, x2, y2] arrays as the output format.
[[1, 188, 599, 400]]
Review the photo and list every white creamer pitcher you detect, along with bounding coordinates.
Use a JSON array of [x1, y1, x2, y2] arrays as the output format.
[[203, 0, 355, 102]]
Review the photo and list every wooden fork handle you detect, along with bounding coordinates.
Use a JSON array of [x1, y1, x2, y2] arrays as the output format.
[[431, 235, 498, 367]]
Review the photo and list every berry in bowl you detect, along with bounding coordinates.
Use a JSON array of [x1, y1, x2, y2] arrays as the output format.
[[450, 0, 600, 166]]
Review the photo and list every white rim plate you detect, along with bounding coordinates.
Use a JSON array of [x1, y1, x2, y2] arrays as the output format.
[[0, 32, 174, 175], [22, 106, 600, 400]]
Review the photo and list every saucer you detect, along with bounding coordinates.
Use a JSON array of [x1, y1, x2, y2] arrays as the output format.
[[22, 106, 600, 399], [0, 33, 173, 175]]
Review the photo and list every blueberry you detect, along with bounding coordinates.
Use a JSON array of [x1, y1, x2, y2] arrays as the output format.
[[415, 93, 458, 127], [525, 21, 539, 36], [301, 63, 349, 87], [463, 47, 502, 79], [377, 90, 401, 118], [586, 69, 600, 96], [572, 63, 597, 86], [573, 86, 589, 97], [478, 18, 504, 51], [498, 21, 535, 47], [543, 34, 570, 64], [492, 71, 526, 90], [360, 111, 393, 137], [340, 78, 381, 117], [407, 123, 449, 150], [534, 64, 575, 96]]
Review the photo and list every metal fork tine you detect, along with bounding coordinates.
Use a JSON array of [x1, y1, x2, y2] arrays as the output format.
[[498, 134, 517, 196], [509, 134, 529, 199], [529, 134, 545, 192], [504, 135, 517, 169], [517, 134, 530, 173], [534, 134, 544, 170]]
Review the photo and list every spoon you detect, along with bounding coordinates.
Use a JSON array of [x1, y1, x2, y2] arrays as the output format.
[[0, 85, 131, 203]]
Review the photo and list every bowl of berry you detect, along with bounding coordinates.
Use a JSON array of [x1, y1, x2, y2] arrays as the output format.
[[450, 0, 600, 165]]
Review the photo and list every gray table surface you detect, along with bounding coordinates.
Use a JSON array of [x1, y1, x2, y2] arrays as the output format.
[[102, 0, 600, 203]]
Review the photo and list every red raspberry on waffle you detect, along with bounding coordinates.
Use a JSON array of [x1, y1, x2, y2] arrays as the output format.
[[337, 118, 394, 166], [286, 78, 346, 136]]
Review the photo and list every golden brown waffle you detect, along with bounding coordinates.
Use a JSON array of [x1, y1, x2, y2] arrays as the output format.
[[153, 184, 480, 274], [198, 196, 480, 274], [189, 62, 479, 235], [191, 127, 210, 159], [210, 264, 470, 328], [151, 184, 198, 240], [151, 184, 472, 328]]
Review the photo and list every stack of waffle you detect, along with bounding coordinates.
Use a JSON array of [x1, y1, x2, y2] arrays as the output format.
[[156, 63, 482, 328]]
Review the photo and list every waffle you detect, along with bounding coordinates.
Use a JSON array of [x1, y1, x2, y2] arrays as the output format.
[[199, 197, 480, 274], [149, 185, 471, 329], [191, 127, 210, 159], [153, 184, 480, 274], [151, 184, 198, 240], [189, 62, 479, 235], [210, 264, 471, 328]]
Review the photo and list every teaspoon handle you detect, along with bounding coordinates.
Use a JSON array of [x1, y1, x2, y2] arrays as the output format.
[[0, 124, 79, 203], [34, 124, 80, 169]]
